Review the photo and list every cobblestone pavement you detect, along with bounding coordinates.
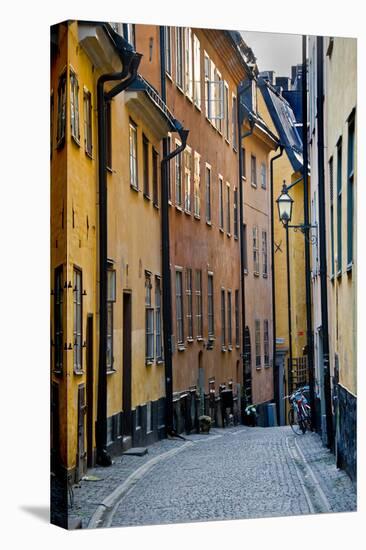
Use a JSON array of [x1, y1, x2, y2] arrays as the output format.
[[67, 426, 356, 528]]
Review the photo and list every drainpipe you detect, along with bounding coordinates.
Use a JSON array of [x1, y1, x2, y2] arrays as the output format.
[[159, 26, 189, 435], [269, 145, 284, 423], [316, 35, 334, 449], [302, 35, 316, 430], [237, 89, 255, 412], [96, 30, 142, 466]]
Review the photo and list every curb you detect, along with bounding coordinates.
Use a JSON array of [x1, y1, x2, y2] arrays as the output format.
[[88, 441, 193, 529]]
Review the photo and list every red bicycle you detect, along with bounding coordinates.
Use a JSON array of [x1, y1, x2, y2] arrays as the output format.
[[285, 386, 311, 435]]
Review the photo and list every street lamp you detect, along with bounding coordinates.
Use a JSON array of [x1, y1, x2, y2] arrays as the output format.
[[276, 182, 294, 225]]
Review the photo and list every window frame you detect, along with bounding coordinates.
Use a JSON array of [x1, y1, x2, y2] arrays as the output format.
[[221, 288, 226, 350], [336, 138, 342, 276], [184, 146, 192, 214], [152, 147, 159, 208], [235, 289, 240, 348], [145, 272, 154, 364], [186, 268, 193, 340], [253, 225, 259, 275], [129, 118, 138, 190], [195, 269, 203, 338], [54, 265, 63, 373], [219, 175, 224, 231], [262, 230, 268, 277], [233, 187, 238, 239], [226, 182, 231, 236], [155, 276, 163, 362], [329, 156, 335, 278], [142, 133, 150, 198], [56, 69, 67, 149], [175, 139, 183, 208], [251, 154, 257, 187], [205, 163, 212, 224], [70, 68, 80, 145], [193, 151, 201, 218], [164, 26, 172, 76], [73, 267, 83, 374], [83, 88, 93, 157], [193, 34, 201, 109], [261, 161, 267, 189], [175, 268, 184, 346], [347, 116, 355, 270], [227, 290, 232, 349], [176, 27, 184, 90], [208, 272, 214, 338], [232, 94, 238, 151], [255, 319, 261, 369], [106, 266, 116, 372], [264, 319, 269, 367]]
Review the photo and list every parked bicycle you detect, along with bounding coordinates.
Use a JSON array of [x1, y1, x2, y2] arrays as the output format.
[[284, 386, 311, 435]]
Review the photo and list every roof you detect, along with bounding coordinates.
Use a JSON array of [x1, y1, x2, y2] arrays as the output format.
[[258, 77, 304, 173]]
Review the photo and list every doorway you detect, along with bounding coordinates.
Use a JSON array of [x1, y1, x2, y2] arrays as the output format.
[[86, 314, 94, 468], [122, 292, 132, 437]]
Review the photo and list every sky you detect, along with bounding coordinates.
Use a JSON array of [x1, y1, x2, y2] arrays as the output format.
[[241, 31, 302, 79]]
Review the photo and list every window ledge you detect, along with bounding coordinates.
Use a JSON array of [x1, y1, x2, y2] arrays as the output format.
[[221, 346, 227, 352], [156, 359, 164, 365], [85, 150, 93, 160], [145, 360, 154, 366], [244, 269, 248, 275], [219, 227, 224, 233], [251, 183, 257, 189], [235, 344, 240, 350], [53, 369, 63, 376], [177, 345, 186, 352], [264, 364, 270, 369], [254, 272, 260, 277], [71, 135, 81, 147], [225, 138, 230, 146], [176, 84, 185, 95], [197, 336, 204, 341], [153, 203, 159, 210], [106, 166, 113, 173], [346, 262, 353, 274], [184, 209, 191, 216], [336, 270, 342, 279], [168, 200, 173, 206], [143, 193, 150, 201], [187, 337, 194, 343], [330, 274, 335, 283], [228, 345, 233, 352], [74, 369, 85, 376], [107, 368, 117, 375], [206, 220, 212, 227], [263, 273, 268, 279], [234, 235, 238, 240], [194, 214, 201, 220], [208, 336, 215, 341], [227, 232, 231, 238], [175, 205, 183, 213], [130, 184, 139, 192], [256, 366, 262, 371], [56, 137, 65, 150], [194, 102, 201, 112], [166, 72, 173, 82]]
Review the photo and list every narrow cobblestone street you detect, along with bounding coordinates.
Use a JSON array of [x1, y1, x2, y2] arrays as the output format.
[[67, 426, 356, 528]]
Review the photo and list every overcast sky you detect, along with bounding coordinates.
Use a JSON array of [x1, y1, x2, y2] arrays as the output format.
[[241, 31, 302, 79]]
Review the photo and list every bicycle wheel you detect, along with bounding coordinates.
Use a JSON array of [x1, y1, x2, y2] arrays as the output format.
[[288, 407, 304, 435]]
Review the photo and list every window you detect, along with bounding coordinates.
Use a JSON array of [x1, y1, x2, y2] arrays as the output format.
[[176, 27, 184, 89], [56, 70, 66, 147], [186, 268, 193, 339], [208, 273, 214, 337], [194, 151, 200, 217], [176, 270, 184, 344], [261, 162, 267, 189], [243, 224, 248, 272], [235, 289, 240, 347], [224, 82, 230, 141], [264, 320, 269, 367], [152, 148, 159, 207], [233, 187, 238, 238], [167, 135, 172, 202], [83, 90, 92, 156], [54, 266, 63, 372], [106, 101, 112, 169], [232, 95, 238, 150], [175, 140, 183, 207], [143, 134, 149, 197], [70, 70, 80, 143], [184, 147, 192, 213], [255, 320, 261, 368], [107, 267, 116, 372], [227, 290, 232, 348], [73, 268, 82, 372], [226, 184, 231, 235], [50, 91, 54, 157], [145, 272, 154, 362], [337, 139, 342, 275], [129, 119, 138, 189], [241, 147, 246, 178], [155, 277, 163, 362], [219, 176, 224, 230], [214, 68, 223, 132], [329, 156, 335, 277], [205, 164, 211, 223], [221, 289, 226, 348], [262, 230, 268, 276], [251, 155, 257, 187], [195, 270, 203, 338], [164, 26, 172, 76], [347, 116, 355, 268], [253, 226, 259, 274], [193, 34, 201, 108], [184, 27, 193, 99], [123, 23, 135, 48], [204, 52, 211, 119]]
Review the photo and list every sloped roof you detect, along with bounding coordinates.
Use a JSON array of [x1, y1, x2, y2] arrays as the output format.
[[258, 77, 303, 173]]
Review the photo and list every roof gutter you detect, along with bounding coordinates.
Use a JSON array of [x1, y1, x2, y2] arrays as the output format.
[[96, 25, 142, 466]]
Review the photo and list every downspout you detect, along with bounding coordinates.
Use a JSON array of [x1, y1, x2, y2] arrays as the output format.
[[237, 89, 255, 412], [159, 26, 189, 435], [302, 35, 316, 430], [96, 32, 142, 466], [316, 35, 334, 449], [269, 146, 284, 423]]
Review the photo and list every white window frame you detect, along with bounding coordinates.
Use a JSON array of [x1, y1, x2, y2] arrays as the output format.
[[186, 268, 193, 340], [232, 93, 238, 150], [253, 226, 259, 275], [184, 145, 192, 213], [224, 81, 230, 142], [262, 230, 268, 277], [193, 34, 201, 109], [176, 268, 184, 345], [165, 26, 172, 76], [219, 175, 224, 231], [176, 27, 184, 90], [184, 27, 193, 100], [205, 162, 212, 224], [175, 138, 183, 208], [129, 119, 138, 190], [261, 161, 267, 189], [193, 151, 201, 217], [226, 182, 231, 236]]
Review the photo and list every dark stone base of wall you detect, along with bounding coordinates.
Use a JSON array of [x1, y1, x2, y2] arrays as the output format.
[[105, 397, 167, 456], [337, 385, 357, 482]]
